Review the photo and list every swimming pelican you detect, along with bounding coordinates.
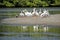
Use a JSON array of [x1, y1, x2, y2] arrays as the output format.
[[40, 9, 50, 17]]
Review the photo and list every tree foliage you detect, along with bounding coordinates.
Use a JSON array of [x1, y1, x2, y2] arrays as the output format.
[[0, 0, 60, 7]]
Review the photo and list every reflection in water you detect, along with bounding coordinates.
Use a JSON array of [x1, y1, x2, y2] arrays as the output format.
[[0, 25, 60, 40], [33, 25, 48, 32], [22, 26, 27, 30], [33, 25, 39, 31], [43, 27, 48, 32]]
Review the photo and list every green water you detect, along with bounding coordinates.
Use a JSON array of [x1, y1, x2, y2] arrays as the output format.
[[0, 25, 60, 40], [0, 25, 60, 33]]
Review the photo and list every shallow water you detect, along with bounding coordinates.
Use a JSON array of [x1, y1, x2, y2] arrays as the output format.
[[0, 7, 60, 12], [0, 36, 60, 40], [0, 26, 60, 40], [0, 32, 60, 40]]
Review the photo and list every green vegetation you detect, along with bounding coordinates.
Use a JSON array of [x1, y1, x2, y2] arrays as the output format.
[[0, 0, 60, 8]]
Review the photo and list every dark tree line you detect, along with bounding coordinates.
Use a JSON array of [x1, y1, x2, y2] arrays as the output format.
[[0, 0, 60, 8]]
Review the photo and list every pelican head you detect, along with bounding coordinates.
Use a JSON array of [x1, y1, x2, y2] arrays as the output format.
[[33, 8, 36, 12]]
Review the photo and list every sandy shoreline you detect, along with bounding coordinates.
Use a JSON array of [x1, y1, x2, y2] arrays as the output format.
[[1, 14, 60, 26]]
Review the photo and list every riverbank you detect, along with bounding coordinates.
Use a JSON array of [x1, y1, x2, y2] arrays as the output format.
[[1, 14, 60, 26]]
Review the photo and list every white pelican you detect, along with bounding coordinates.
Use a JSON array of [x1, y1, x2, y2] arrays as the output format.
[[24, 11, 32, 16], [40, 9, 50, 17], [23, 9, 33, 16], [32, 8, 36, 15], [35, 10, 39, 16], [32, 8, 39, 16], [19, 11, 24, 16], [39, 9, 42, 15]]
